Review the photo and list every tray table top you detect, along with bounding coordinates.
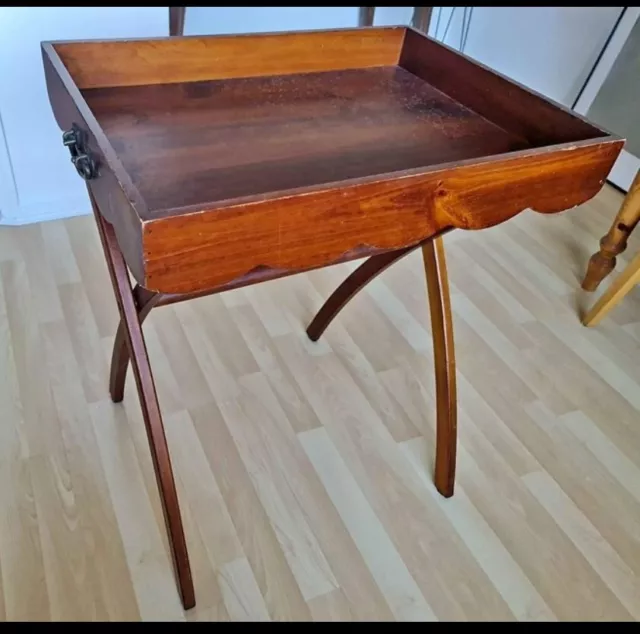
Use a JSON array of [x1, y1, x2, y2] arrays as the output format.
[[82, 66, 529, 214], [42, 27, 624, 294]]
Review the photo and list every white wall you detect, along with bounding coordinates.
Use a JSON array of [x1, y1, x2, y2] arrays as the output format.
[[184, 6, 413, 35], [0, 7, 623, 225]]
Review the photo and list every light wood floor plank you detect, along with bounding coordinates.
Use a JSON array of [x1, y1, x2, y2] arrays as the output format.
[[190, 402, 312, 621], [88, 401, 186, 622], [561, 410, 640, 505], [1, 260, 64, 459], [457, 438, 633, 620], [233, 369, 395, 621], [401, 437, 556, 621], [217, 557, 271, 622], [281, 337, 514, 621], [231, 304, 322, 434], [163, 409, 244, 570], [523, 470, 640, 620], [219, 378, 338, 602], [65, 216, 119, 338], [307, 588, 354, 622], [40, 318, 139, 620], [0, 457, 50, 621], [29, 454, 105, 621], [299, 427, 436, 622], [13, 224, 64, 325]]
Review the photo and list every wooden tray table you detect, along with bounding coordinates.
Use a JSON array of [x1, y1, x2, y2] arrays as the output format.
[[42, 26, 623, 610]]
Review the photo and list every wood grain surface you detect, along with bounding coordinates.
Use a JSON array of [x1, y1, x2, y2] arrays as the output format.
[[53, 27, 405, 89], [139, 140, 621, 294], [82, 66, 529, 211], [42, 27, 623, 295], [1, 183, 638, 621]]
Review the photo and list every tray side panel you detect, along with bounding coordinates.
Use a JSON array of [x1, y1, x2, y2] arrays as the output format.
[[399, 28, 606, 147], [42, 45, 146, 285], [141, 140, 622, 294], [52, 27, 405, 90]]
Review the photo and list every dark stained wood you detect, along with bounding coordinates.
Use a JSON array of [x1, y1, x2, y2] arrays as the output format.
[[421, 237, 456, 497], [359, 7, 375, 27], [83, 67, 530, 211], [109, 285, 159, 403], [89, 191, 195, 610], [411, 7, 433, 33], [169, 7, 186, 37], [306, 244, 420, 342], [399, 27, 605, 147], [582, 169, 640, 291], [52, 27, 405, 89], [41, 42, 147, 285]]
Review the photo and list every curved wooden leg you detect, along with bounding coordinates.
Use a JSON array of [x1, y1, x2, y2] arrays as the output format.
[[90, 193, 195, 610], [422, 237, 457, 498], [306, 237, 457, 498], [110, 286, 161, 402], [582, 170, 640, 292], [306, 245, 418, 342]]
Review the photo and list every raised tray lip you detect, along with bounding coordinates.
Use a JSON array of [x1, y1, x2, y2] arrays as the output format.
[[42, 23, 406, 48], [42, 25, 624, 222], [41, 23, 621, 140], [403, 26, 621, 141]]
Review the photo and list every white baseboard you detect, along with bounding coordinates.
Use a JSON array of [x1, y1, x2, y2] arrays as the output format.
[[0, 195, 90, 225]]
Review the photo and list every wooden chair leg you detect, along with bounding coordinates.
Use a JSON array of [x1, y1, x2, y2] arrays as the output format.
[[90, 193, 195, 610], [110, 286, 161, 402], [582, 249, 640, 327], [411, 7, 434, 32], [422, 237, 457, 498], [582, 170, 640, 292], [306, 237, 457, 498], [358, 7, 375, 27], [169, 7, 186, 36]]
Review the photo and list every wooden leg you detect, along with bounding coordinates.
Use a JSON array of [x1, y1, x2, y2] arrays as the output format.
[[90, 194, 195, 610], [582, 170, 640, 292], [582, 249, 640, 327], [110, 286, 160, 403], [411, 7, 434, 32], [422, 237, 457, 498], [306, 237, 457, 498], [169, 7, 186, 36], [358, 7, 375, 27], [112, 263, 314, 400], [306, 245, 418, 342]]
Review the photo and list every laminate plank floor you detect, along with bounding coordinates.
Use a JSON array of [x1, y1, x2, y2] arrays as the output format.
[[0, 183, 638, 621]]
